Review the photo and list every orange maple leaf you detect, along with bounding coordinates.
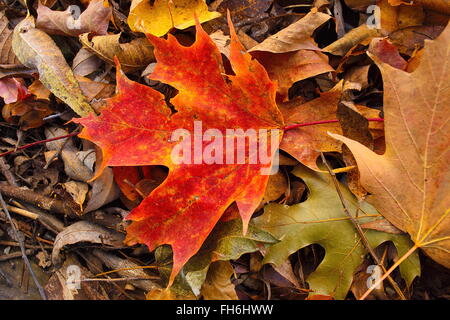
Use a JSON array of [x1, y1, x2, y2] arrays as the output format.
[[74, 17, 284, 284]]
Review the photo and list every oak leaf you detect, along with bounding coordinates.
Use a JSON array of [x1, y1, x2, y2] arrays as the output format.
[[74, 19, 284, 284], [254, 164, 420, 299], [332, 23, 450, 268]]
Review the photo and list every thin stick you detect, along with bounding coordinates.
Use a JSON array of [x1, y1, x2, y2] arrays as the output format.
[[0, 191, 47, 299], [283, 118, 384, 132], [0, 249, 34, 262], [76, 276, 159, 283], [0, 240, 53, 249], [320, 153, 406, 300], [5, 204, 39, 220], [359, 244, 419, 300], [0, 132, 79, 158]]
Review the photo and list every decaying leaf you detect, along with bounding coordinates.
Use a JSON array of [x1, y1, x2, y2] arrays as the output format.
[[332, 22, 450, 268], [201, 261, 237, 300], [2, 97, 53, 130], [36, 0, 112, 37], [79, 33, 155, 73], [249, 11, 331, 53], [155, 219, 277, 297], [45, 127, 94, 182], [72, 48, 103, 77], [280, 82, 343, 170], [45, 255, 109, 300], [12, 15, 95, 117], [254, 164, 420, 299], [368, 38, 407, 70], [84, 166, 120, 213], [0, 11, 20, 64], [52, 220, 125, 265]]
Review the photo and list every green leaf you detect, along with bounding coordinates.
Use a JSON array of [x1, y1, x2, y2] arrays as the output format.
[[155, 219, 278, 298], [254, 164, 420, 299]]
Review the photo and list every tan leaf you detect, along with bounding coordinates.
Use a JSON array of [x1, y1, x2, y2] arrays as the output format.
[[72, 48, 103, 77], [36, 0, 111, 37], [390, 0, 450, 15], [12, 15, 95, 117], [251, 50, 334, 100], [323, 24, 381, 56], [0, 11, 20, 64], [79, 33, 155, 72], [201, 261, 238, 300], [280, 82, 343, 170], [249, 10, 331, 54], [331, 23, 450, 267]]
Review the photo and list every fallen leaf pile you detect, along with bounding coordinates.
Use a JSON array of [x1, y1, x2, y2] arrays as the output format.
[[0, 0, 448, 301]]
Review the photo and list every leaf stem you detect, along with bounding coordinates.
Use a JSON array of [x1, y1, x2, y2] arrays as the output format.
[[283, 118, 384, 132], [359, 244, 419, 300], [0, 132, 79, 158], [320, 153, 406, 300]]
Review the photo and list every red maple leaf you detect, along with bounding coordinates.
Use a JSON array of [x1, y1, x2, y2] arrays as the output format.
[[74, 17, 284, 284]]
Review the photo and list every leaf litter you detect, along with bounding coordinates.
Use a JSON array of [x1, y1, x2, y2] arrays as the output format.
[[0, 0, 448, 300]]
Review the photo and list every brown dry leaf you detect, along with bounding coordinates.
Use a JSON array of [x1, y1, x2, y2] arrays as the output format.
[[76, 75, 115, 111], [361, 218, 404, 234], [12, 15, 95, 117], [36, 0, 111, 37], [209, 30, 231, 58], [249, 10, 331, 53], [392, 0, 450, 15], [379, 0, 399, 33], [28, 79, 51, 100], [45, 255, 110, 300], [84, 166, 120, 213], [92, 249, 161, 292], [0, 11, 20, 64], [323, 24, 381, 56], [2, 97, 53, 130], [251, 50, 334, 101], [201, 261, 238, 300], [280, 82, 343, 171], [248, 11, 333, 99], [332, 24, 450, 267], [61, 181, 89, 212], [343, 65, 370, 93], [0, 64, 35, 79], [262, 171, 287, 204], [79, 33, 155, 72], [72, 48, 103, 77], [128, 0, 220, 37], [397, 4, 425, 28], [45, 127, 94, 182], [368, 38, 408, 70], [389, 25, 444, 55], [338, 101, 374, 199], [51, 220, 125, 265]]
